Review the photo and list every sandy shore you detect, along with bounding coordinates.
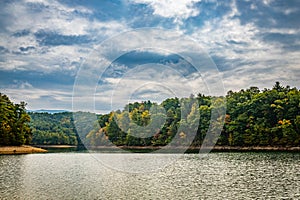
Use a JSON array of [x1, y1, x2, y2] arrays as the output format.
[[0, 145, 47, 155]]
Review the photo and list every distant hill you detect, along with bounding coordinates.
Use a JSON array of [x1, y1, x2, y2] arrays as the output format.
[[28, 109, 70, 114]]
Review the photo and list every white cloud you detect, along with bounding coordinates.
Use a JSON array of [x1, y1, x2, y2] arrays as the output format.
[[4, 0, 126, 36], [10, 80, 33, 89], [0, 34, 38, 53], [4, 0, 93, 35], [0, 44, 90, 73], [2, 87, 73, 110], [0, 59, 29, 71], [24, 0, 93, 14], [0, 0, 128, 73], [131, 0, 201, 23], [189, 0, 300, 92], [265, 28, 300, 35]]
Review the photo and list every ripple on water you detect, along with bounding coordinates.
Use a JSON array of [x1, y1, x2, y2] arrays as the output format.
[[0, 152, 299, 199]]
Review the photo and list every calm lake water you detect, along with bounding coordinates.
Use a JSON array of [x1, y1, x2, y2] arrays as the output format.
[[0, 152, 299, 199]]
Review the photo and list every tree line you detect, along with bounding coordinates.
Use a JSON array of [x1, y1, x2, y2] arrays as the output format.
[[1, 82, 299, 147], [85, 82, 300, 147]]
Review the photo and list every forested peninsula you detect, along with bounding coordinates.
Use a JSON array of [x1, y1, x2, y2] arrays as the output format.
[[0, 93, 46, 154], [1, 82, 300, 153]]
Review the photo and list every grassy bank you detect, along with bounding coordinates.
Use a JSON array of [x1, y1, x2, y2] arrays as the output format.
[[0, 145, 47, 155]]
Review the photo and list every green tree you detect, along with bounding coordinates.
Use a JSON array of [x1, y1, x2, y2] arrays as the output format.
[[0, 93, 31, 146]]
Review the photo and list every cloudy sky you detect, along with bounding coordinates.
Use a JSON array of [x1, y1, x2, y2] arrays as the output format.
[[1, 0, 300, 113]]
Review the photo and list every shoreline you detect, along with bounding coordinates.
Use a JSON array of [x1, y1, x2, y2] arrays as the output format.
[[33, 145, 77, 149], [86, 145, 300, 152], [211, 146, 300, 152], [0, 145, 47, 155], [2, 145, 299, 154]]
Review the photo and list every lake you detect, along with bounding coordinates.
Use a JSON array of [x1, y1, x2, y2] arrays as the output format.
[[0, 152, 299, 199]]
